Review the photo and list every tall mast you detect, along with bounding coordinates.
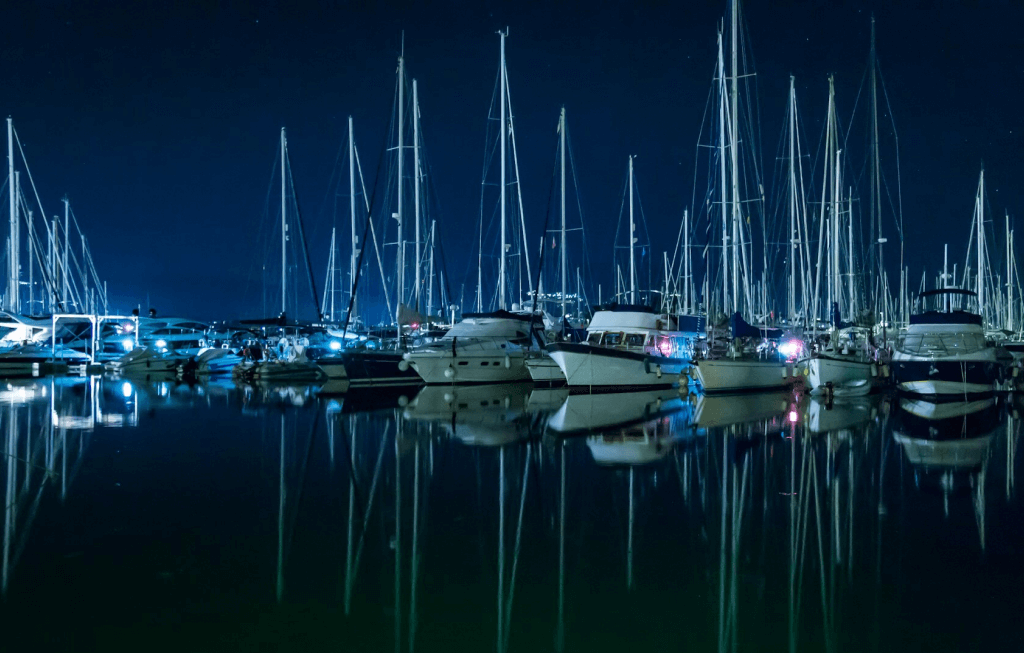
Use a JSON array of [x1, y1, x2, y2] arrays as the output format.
[[628, 155, 636, 304], [498, 30, 508, 311], [427, 220, 436, 322], [683, 208, 690, 313], [833, 148, 841, 317], [870, 16, 883, 311], [396, 55, 405, 325], [977, 168, 985, 321], [63, 197, 69, 309], [7, 117, 17, 313], [280, 127, 287, 316], [717, 31, 729, 316], [348, 116, 358, 322], [1007, 211, 1013, 331], [847, 186, 855, 316], [788, 76, 797, 322], [559, 106, 567, 320], [413, 79, 422, 312], [730, 0, 740, 316]]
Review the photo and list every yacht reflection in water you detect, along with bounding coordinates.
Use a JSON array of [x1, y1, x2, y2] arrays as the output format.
[[1, 377, 137, 594], [893, 396, 1002, 547]]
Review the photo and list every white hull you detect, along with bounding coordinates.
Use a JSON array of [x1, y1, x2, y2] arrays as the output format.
[[691, 358, 798, 393], [547, 388, 682, 435], [408, 350, 530, 384], [525, 355, 565, 384], [548, 348, 685, 388], [316, 359, 349, 380], [898, 379, 994, 395], [806, 356, 877, 396]]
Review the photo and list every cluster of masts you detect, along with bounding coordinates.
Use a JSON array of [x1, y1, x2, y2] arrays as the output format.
[[3, 118, 108, 318]]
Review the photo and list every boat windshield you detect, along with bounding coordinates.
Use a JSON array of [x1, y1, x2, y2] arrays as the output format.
[[897, 333, 987, 355]]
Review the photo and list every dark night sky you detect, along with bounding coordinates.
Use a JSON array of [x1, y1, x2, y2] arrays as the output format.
[[2, 0, 1022, 320]]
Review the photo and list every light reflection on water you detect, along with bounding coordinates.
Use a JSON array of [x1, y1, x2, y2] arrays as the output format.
[[0, 378, 1020, 652]]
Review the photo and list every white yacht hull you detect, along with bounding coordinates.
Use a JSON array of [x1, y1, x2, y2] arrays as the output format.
[[806, 356, 878, 396], [407, 350, 530, 384], [547, 344, 686, 389], [525, 355, 565, 385], [691, 358, 798, 394]]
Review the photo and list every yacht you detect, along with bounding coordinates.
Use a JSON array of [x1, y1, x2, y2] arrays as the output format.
[[545, 305, 701, 390], [404, 310, 545, 384], [892, 288, 1009, 396], [689, 313, 801, 393], [804, 323, 884, 397]]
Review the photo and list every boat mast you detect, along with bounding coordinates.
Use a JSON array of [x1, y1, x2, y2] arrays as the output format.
[[427, 220, 436, 322], [683, 208, 690, 313], [63, 197, 69, 309], [7, 117, 17, 314], [280, 127, 287, 316], [870, 16, 884, 313], [349, 116, 358, 323], [413, 79, 422, 312], [560, 106, 567, 321], [977, 168, 985, 321], [396, 55, 405, 325], [717, 30, 729, 317], [833, 148, 841, 318], [628, 155, 636, 304], [730, 0, 740, 316], [788, 76, 797, 323], [1007, 211, 1013, 331], [498, 29, 508, 311], [847, 186, 855, 316]]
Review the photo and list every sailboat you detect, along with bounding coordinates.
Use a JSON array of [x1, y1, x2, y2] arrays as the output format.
[[406, 30, 549, 384], [688, 4, 800, 394], [318, 57, 434, 388], [245, 128, 328, 383], [802, 77, 884, 396], [547, 157, 701, 389]]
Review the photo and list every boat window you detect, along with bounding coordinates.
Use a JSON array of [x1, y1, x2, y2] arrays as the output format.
[[625, 333, 645, 347], [602, 332, 624, 346], [587, 332, 602, 345]]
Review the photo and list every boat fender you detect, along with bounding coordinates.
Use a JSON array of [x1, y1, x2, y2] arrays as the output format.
[[444, 367, 455, 379], [643, 358, 650, 375], [1014, 366, 1021, 378], [656, 363, 662, 378], [504, 396, 511, 409], [881, 364, 890, 378], [402, 352, 412, 361], [870, 364, 878, 377], [443, 392, 454, 404], [397, 395, 409, 407], [397, 359, 410, 372], [504, 355, 511, 369]]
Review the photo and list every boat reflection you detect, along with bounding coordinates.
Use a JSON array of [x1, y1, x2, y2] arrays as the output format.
[[893, 396, 1003, 549], [548, 387, 684, 436], [402, 383, 536, 447]]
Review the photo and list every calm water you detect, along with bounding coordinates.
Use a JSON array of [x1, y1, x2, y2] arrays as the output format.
[[0, 377, 1021, 652]]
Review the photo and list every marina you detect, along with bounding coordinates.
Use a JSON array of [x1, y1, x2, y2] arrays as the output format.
[[3, 0, 1024, 649], [0, 378, 1022, 651]]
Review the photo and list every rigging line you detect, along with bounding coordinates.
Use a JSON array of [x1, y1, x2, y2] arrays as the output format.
[[529, 129, 560, 343], [423, 157, 455, 315], [284, 409, 321, 562], [565, 121, 594, 313], [242, 142, 282, 307], [285, 149, 324, 321], [341, 105, 395, 339]]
